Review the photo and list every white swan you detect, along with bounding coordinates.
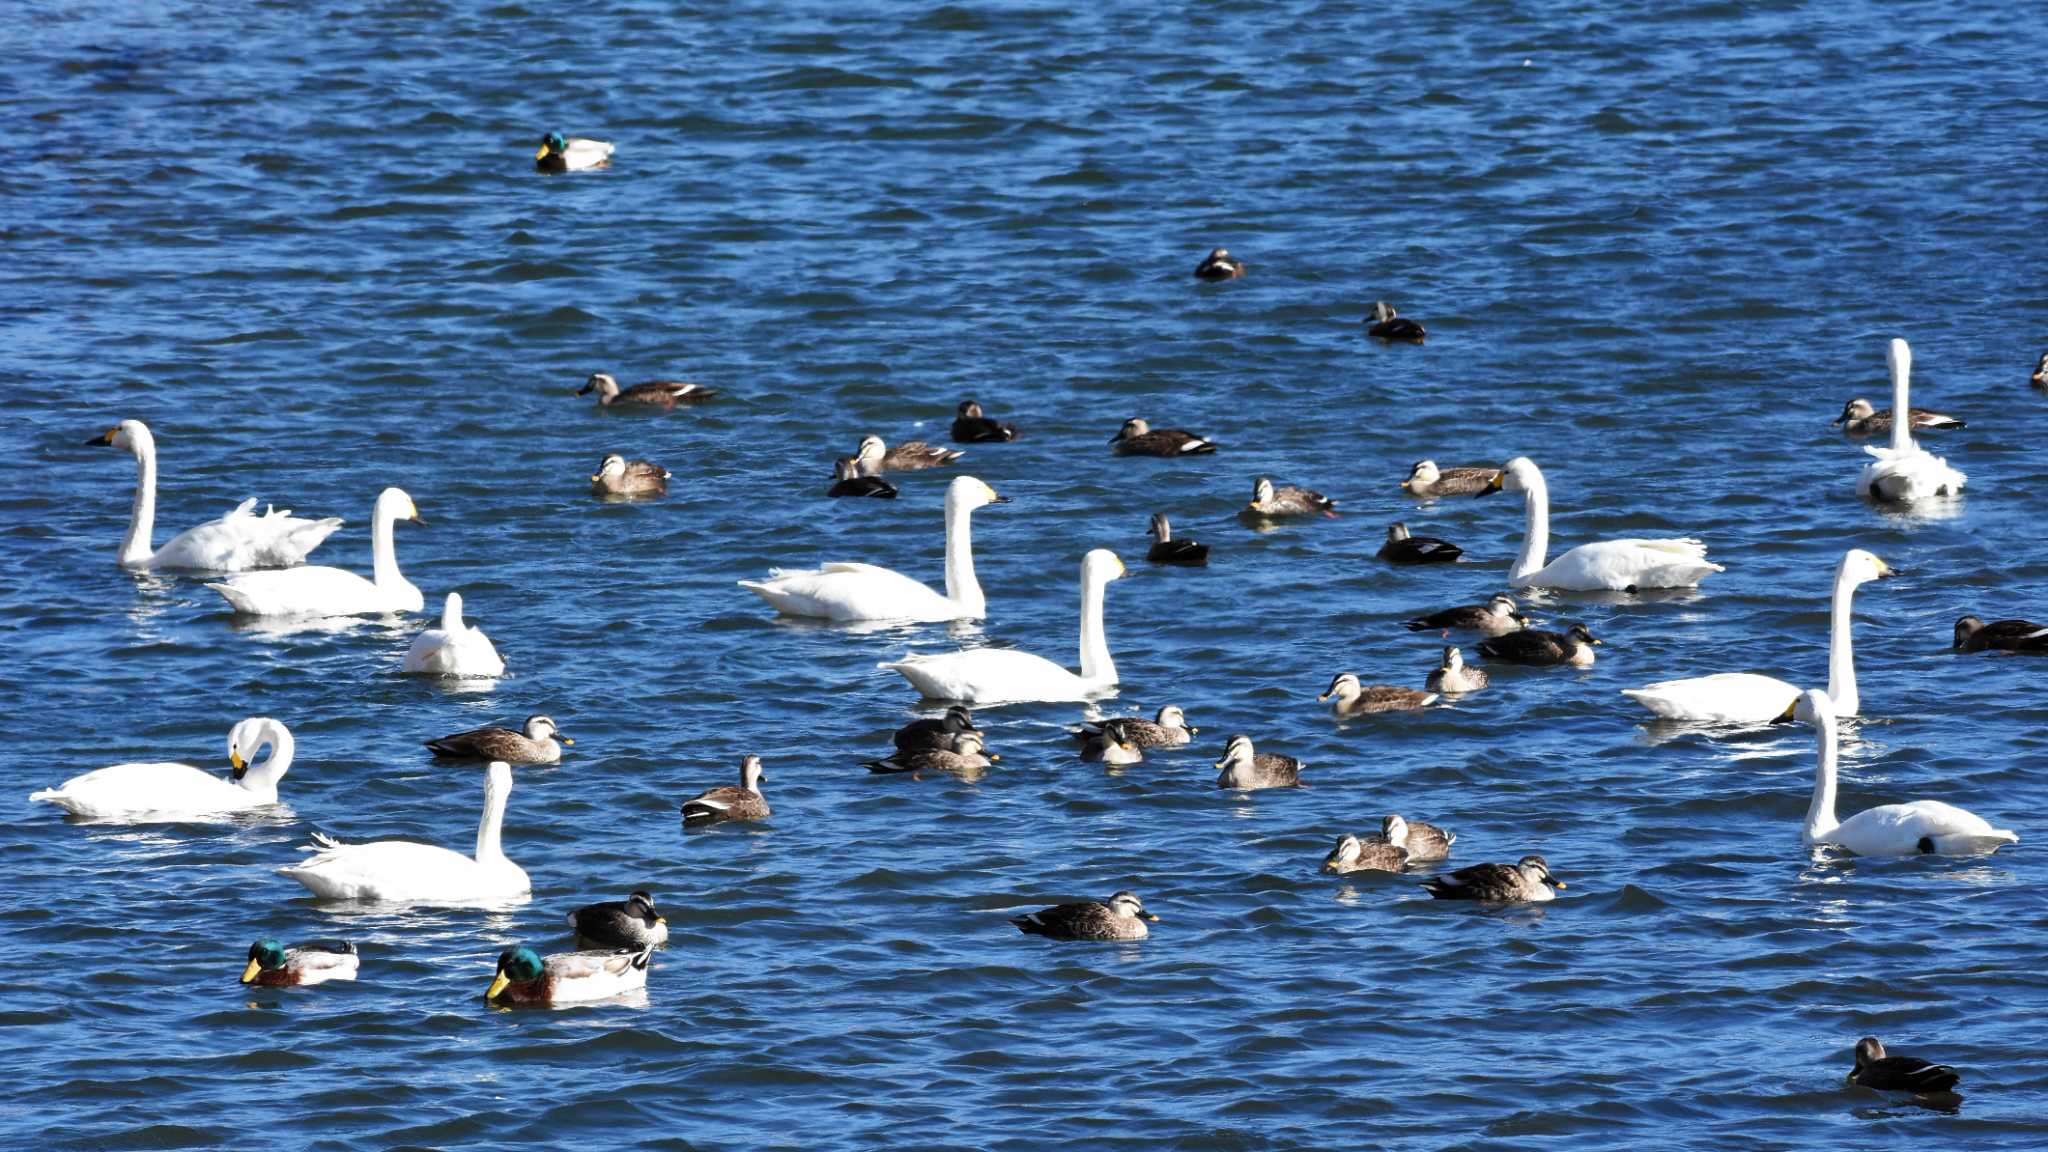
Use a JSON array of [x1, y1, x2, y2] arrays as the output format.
[[1858, 339, 1966, 503], [1621, 550, 1894, 723], [94, 420, 341, 572], [402, 592, 506, 678], [1487, 457, 1722, 590], [1796, 689, 2016, 856], [279, 759, 529, 905], [207, 487, 424, 617], [30, 717, 294, 821], [880, 549, 1126, 704]]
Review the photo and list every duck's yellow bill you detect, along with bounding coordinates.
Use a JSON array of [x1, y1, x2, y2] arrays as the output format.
[[559, 737, 574, 746], [535, 145, 549, 160], [486, 973, 511, 1000], [240, 958, 262, 984]]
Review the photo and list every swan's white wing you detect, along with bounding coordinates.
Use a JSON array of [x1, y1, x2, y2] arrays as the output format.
[[882, 648, 1089, 704], [740, 564, 961, 622], [280, 839, 522, 902], [29, 761, 258, 820], [402, 627, 505, 676], [1858, 444, 1966, 502], [1831, 800, 2016, 856], [1526, 539, 1723, 590], [208, 566, 393, 616], [150, 506, 342, 573], [1620, 673, 1798, 723]]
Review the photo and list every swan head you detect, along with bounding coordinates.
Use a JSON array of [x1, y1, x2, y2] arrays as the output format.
[[1371, 301, 1396, 323], [1382, 814, 1411, 845], [593, 454, 628, 482], [1155, 704, 1192, 732], [1440, 646, 1464, 671], [1401, 460, 1440, 491], [957, 400, 984, 418], [1834, 398, 1876, 426], [946, 475, 1007, 509], [855, 435, 887, 462], [227, 717, 291, 785], [1111, 417, 1149, 443], [1082, 548, 1126, 585], [1386, 522, 1411, 543], [242, 938, 288, 984], [1319, 672, 1362, 702], [1323, 835, 1363, 871], [1517, 855, 1564, 890], [376, 487, 424, 526], [1106, 891, 1158, 922], [93, 419, 154, 455], [1839, 549, 1896, 588], [522, 715, 569, 746], [1791, 687, 1833, 727], [1492, 457, 1539, 495], [579, 372, 620, 398], [488, 945, 546, 1000], [1149, 512, 1171, 542], [740, 754, 765, 792]]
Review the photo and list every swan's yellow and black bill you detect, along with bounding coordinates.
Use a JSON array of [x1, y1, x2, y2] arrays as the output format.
[[240, 957, 263, 984], [486, 972, 511, 1001], [1480, 471, 1504, 495], [89, 428, 115, 445], [230, 749, 246, 771]]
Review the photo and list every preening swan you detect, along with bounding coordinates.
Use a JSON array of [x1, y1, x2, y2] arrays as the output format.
[[1857, 340, 1966, 503], [1485, 457, 1722, 590], [30, 717, 294, 821], [1794, 689, 2016, 856], [1621, 550, 1894, 722], [880, 549, 1127, 704], [740, 476, 1006, 622], [402, 592, 506, 678], [207, 487, 425, 617], [93, 420, 341, 572], [279, 760, 530, 905]]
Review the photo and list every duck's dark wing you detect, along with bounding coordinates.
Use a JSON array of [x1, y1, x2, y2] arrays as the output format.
[[1479, 630, 1565, 664], [1982, 619, 2048, 650], [1011, 901, 1106, 937], [829, 476, 898, 498], [1370, 318, 1427, 342], [681, 785, 751, 822], [1382, 537, 1463, 564], [625, 380, 712, 405], [952, 417, 1017, 443], [625, 461, 670, 481], [1255, 755, 1303, 786], [1857, 1055, 1960, 1093], [1405, 604, 1485, 631], [1147, 539, 1210, 565], [425, 726, 520, 759], [1421, 862, 1518, 900]]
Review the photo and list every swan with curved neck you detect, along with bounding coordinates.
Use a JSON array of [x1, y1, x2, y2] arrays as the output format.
[[880, 549, 1127, 704], [403, 592, 506, 677], [29, 717, 296, 821], [1621, 550, 1894, 722], [1486, 457, 1722, 590], [1857, 339, 1966, 502], [1795, 689, 2015, 856], [739, 476, 1006, 622], [279, 760, 529, 905], [93, 419, 342, 572], [206, 487, 425, 616]]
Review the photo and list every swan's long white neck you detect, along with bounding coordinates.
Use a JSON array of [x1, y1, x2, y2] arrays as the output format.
[[234, 718, 294, 799], [476, 764, 511, 864], [442, 592, 465, 632], [941, 493, 983, 615], [1511, 465, 1550, 581], [1804, 694, 1840, 843], [1824, 559, 1863, 717], [120, 430, 159, 567], [1078, 570, 1116, 685], [371, 493, 407, 589], [1887, 339, 1913, 454]]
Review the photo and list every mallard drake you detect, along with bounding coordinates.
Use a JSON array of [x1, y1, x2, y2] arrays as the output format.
[[1832, 398, 1965, 439], [1077, 720, 1144, 765], [567, 891, 669, 949], [681, 755, 770, 825], [535, 132, 613, 172], [1109, 418, 1217, 457], [1243, 477, 1336, 519], [425, 715, 571, 765], [1848, 1037, 1961, 1094], [1322, 834, 1408, 874], [591, 454, 669, 497], [1193, 247, 1245, 281], [856, 435, 962, 474], [487, 944, 651, 1006], [578, 372, 713, 409], [1401, 459, 1498, 497], [1366, 300, 1426, 343], [1953, 614, 2048, 653], [1073, 704, 1196, 749], [1421, 855, 1562, 902], [1479, 623, 1601, 667], [1379, 522, 1462, 564], [1011, 891, 1158, 940], [1404, 594, 1528, 637], [240, 938, 359, 987], [1214, 734, 1303, 790], [828, 457, 897, 498], [864, 731, 996, 775], [893, 705, 982, 752], [1319, 672, 1436, 716], [950, 400, 1017, 443], [1426, 646, 1488, 694], [1144, 512, 1210, 566], [1384, 813, 1455, 861]]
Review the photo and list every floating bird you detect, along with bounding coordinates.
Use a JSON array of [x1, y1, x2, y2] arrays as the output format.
[[1011, 891, 1158, 940], [1952, 614, 2048, 654], [1401, 459, 1498, 498], [1072, 705, 1196, 749], [578, 372, 713, 409], [568, 891, 669, 950], [1109, 417, 1217, 457], [535, 132, 613, 172], [1848, 1037, 1961, 1095], [1832, 398, 1965, 439], [1145, 513, 1209, 566], [1857, 340, 1965, 502], [1321, 834, 1408, 874], [1069, 720, 1141, 765], [1426, 646, 1488, 694], [1214, 733, 1303, 790], [1479, 623, 1602, 667], [2032, 351, 2048, 390], [1421, 855, 1563, 902], [402, 592, 506, 678], [828, 457, 897, 498], [1319, 672, 1437, 715], [893, 705, 982, 753], [279, 761, 530, 905], [1378, 522, 1462, 564], [1485, 458, 1721, 590], [240, 939, 359, 987], [1365, 300, 1426, 343], [856, 434, 962, 474], [206, 487, 425, 616], [880, 550, 1126, 704], [487, 945, 651, 1006], [426, 715, 571, 765], [1193, 248, 1245, 281], [950, 400, 1017, 443], [1383, 813, 1456, 861], [866, 731, 997, 775], [1404, 594, 1528, 637], [31, 717, 294, 822], [681, 755, 771, 826], [1794, 688, 2016, 856], [590, 454, 669, 498], [1244, 477, 1336, 519], [92, 420, 341, 573]]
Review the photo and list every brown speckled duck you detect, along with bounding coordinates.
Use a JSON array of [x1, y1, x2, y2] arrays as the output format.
[[864, 731, 997, 775], [1479, 623, 1601, 667], [680, 755, 770, 825], [1401, 460, 1500, 497], [1425, 646, 1489, 694], [1214, 733, 1303, 790], [1404, 594, 1527, 637], [856, 434, 963, 474], [1073, 704, 1197, 749], [1011, 891, 1158, 940], [578, 372, 713, 409], [1832, 398, 1964, 439], [590, 454, 669, 497], [425, 715, 571, 765], [1319, 672, 1437, 716], [1322, 834, 1408, 874], [893, 705, 982, 752], [1243, 476, 1336, 519], [1110, 418, 1218, 457], [1421, 855, 1563, 902]]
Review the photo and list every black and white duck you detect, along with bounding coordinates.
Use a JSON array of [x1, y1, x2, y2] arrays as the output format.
[[828, 457, 898, 498], [1953, 614, 2048, 653], [950, 400, 1017, 443], [1379, 522, 1462, 564], [1426, 646, 1488, 694], [893, 705, 982, 752], [1479, 623, 1601, 667], [1848, 1037, 1961, 1095], [568, 891, 669, 949], [1145, 513, 1209, 566], [1110, 418, 1218, 457], [1365, 300, 1426, 343]]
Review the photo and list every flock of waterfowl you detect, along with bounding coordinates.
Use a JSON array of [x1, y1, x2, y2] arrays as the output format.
[[26, 135, 2045, 1093]]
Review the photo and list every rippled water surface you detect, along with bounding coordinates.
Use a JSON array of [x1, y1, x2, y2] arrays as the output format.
[[7, 1, 2048, 1147]]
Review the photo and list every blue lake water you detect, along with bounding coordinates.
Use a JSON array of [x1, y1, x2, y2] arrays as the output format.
[[6, 1, 2048, 1147]]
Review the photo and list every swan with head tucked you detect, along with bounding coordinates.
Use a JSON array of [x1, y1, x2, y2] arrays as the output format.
[[279, 760, 529, 904], [30, 718, 294, 821], [740, 477, 1006, 622], [1794, 689, 2016, 856], [1621, 550, 1894, 723], [1858, 339, 1966, 503], [93, 420, 342, 573], [402, 592, 506, 678], [1484, 457, 1722, 590], [207, 487, 424, 617], [880, 550, 1127, 704]]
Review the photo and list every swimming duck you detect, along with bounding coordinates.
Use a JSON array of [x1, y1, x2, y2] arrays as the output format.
[[1848, 1037, 1961, 1095], [92, 420, 342, 573], [1479, 623, 1601, 667], [681, 755, 770, 825], [31, 717, 295, 822], [828, 457, 897, 498], [1426, 646, 1488, 694], [2032, 351, 2048, 390], [1145, 513, 1210, 566], [1794, 688, 2017, 856], [950, 400, 1017, 443], [1400, 459, 1498, 498], [1485, 458, 1721, 590], [1319, 672, 1437, 715], [893, 705, 983, 752], [1421, 855, 1563, 902], [402, 592, 506, 678], [1404, 594, 1528, 637], [425, 715, 571, 765], [865, 731, 997, 775], [1011, 891, 1158, 940], [578, 372, 713, 409], [856, 434, 963, 474], [1383, 813, 1456, 861], [1322, 834, 1408, 874], [487, 944, 651, 1006], [1379, 522, 1462, 564], [280, 761, 528, 906], [1214, 734, 1303, 790], [206, 487, 424, 617], [1243, 477, 1336, 519], [567, 891, 669, 949], [1365, 301, 1426, 343], [240, 938, 359, 987], [1109, 418, 1217, 457], [1193, 248, 1245, 281], [1076, 720, 1144, 765], [1832, 398, 1965, 439], [535, 132, 614, 172], [1952, 614, 2048, 653], [1072, 704, 1197, 749], [591, 454, 669, 498]]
